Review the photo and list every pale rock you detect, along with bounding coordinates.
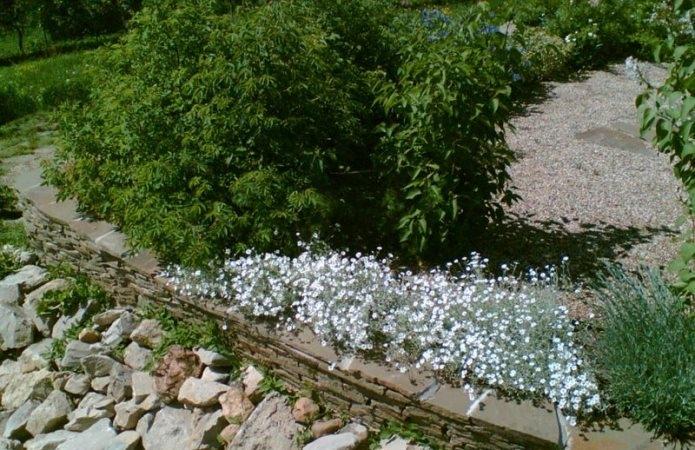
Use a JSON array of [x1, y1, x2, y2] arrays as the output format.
[[241, 365, 264, 403], [113, 399, 148, 430], [91, 376, 111, 393], [0, 439, 20, 450], [135, 413, 153, 438], [101, 312, 138, 347], [303, 433, 359, 450], [123, 342, 150, 371], [0, 360, 20, 397], [18, 339, 53, 372], [64, 373, 91, 396], [114, 430, 140, 450], [22, 279, 69, 337], [193, 348, 230, 367], [141, 407, 194, 450], [131, 371, 156, 401], [311, 418, 344, 439], [51, 303, 94, 340], [177, 377, 228, 408], [218, 385, 254, 423], [82, 355, 119, 378], [1, 369, 53, 409], [219, 423, 240, 444], [59, 341, 106, 371], [0, 265, 47, 292], [92, 309, 127, 328], [378, 436, 428, 450], [190, 409, 226, 450], [65, 396, 115, 432], [229, 393, 301, 450], [0, 411, 12, 436], [0, 304, 34, 350], [26, 391, 73, 436], [55, 419, 118, 450], [200, 366, 227, 383], [78, 328, 101, 344], [107, 364, 133, 402], [128, 320, 163, 349], [0, 284, 19, 305], [292, 397, 320, 423], [24, 430, 77, 450], [3, 400, 39, 440], [340, 422, 369, 443]]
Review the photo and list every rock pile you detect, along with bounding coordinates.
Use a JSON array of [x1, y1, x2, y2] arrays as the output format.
[[0, 262, 427, 450]]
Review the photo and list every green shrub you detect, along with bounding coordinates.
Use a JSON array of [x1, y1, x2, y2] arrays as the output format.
[[637, 10, 695, 296], [47, 0, 521, 266], [38, 0, 142, 40], [37, 274, 110, 318], [516, 26, 572, 81], [592, 265, 695, 443]]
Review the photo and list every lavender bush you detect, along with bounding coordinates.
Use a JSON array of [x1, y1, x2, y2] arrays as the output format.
[[164, 242, 600, 424]]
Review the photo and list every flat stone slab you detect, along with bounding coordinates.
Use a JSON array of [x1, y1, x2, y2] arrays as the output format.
[[94, 230, 130, 258], [575, 127, 652, 156]]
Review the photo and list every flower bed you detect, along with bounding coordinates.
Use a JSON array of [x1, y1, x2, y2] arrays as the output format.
[[165, 243, 600, 425]]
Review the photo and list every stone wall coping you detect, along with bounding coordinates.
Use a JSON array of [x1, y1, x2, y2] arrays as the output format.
[[3, 153, 667, 450]]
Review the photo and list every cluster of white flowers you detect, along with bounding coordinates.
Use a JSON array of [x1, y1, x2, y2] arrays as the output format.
[[164, 243, 600, 424]]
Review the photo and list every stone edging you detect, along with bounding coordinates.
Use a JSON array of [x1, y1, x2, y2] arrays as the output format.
[[3, 148, 665, 450]]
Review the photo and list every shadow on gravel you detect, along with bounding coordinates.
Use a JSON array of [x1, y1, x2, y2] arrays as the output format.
[[475, 214, 677, 281]]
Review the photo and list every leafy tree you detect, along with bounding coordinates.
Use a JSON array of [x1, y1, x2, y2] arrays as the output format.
[[0, 0, 35, 53]]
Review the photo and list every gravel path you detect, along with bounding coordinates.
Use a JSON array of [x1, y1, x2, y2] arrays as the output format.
[[479, 62, 682, 299]]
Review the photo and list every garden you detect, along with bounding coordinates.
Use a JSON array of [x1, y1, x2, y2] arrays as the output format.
[[0, 0, 693, 448]]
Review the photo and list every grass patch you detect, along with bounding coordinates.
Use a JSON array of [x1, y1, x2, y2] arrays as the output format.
[[0, 28, 118, 65], [0, 50, 96, 124], [0, 113, 56, 160]]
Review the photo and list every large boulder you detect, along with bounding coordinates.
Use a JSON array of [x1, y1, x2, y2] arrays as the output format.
[[141, 406, 193, 450], [1, 369, 53, 409], [241, 365, 264, 403], [129, 320, 163, 349], [194, 348, 230, 367], [26, 390, 73, 436], [152, 346, 202, 403], [177, 377, 228, 408], [0, 284, 20, 305], [92, 309, 128, 329], [22, 279, 69, 337], [0, 304, 34, 350], [292, 397, 320, 424], [229, 393, 302, 450]]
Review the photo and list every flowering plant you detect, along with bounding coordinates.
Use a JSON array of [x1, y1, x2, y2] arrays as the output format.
[[165, 242, 600, 424]]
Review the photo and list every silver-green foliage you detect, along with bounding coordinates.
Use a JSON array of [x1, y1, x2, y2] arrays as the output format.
[[592, 265, 695, 444]]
